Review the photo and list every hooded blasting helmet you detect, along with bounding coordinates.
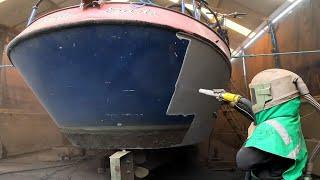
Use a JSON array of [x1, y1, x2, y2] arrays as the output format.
[[249, 69, 310, 114]]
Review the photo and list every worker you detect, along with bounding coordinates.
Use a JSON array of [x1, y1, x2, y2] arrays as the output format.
[[200, 69, 320, 179], [238, 69, 310, 180]]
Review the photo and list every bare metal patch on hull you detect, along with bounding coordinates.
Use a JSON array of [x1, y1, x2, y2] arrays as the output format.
[[167, 33, 230, 145]]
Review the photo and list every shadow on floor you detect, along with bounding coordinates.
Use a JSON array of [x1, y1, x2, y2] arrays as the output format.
[[145, 151, 245, 180], [0, 148, 245, 180]]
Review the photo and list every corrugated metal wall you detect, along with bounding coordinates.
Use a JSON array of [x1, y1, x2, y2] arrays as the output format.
[[231, 0, 320, 96]]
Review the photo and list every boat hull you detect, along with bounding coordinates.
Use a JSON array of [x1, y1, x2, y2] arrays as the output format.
[[7, 3, 231, 149]]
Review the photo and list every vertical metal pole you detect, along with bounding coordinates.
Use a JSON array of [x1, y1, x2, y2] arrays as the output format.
[[192, 0, 200, 20], [0, 29, 5, 158], [181, 0, 185, 14], [268, 22, 281, 68], [242, 50, 249, 97], [192, 0, 196, 18], [0, 27, 7, 106], [0, 30, 5, 65]]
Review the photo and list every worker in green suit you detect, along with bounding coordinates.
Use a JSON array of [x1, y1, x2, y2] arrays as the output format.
[[200, 69, 320, 179], [238, 69, 311, 180]]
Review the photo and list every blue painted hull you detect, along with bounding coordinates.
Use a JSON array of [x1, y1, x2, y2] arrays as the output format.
[[8, 23, 230, 149], [11, 24, 192, 127]]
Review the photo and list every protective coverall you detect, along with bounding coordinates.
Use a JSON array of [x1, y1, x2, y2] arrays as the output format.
[[241, 97, 307, 180]]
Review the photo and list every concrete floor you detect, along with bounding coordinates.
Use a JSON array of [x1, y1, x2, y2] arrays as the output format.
[[0, 150, 245, 180]]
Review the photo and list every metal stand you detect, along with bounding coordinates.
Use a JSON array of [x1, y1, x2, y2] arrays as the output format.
[[109, 150, 134, 180]]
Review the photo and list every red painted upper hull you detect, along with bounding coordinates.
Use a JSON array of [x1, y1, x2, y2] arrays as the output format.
[[17, 3, 230, 59]]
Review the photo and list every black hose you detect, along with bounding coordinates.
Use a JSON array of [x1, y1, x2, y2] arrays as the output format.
[[233, 98, 256, 124], [303, 94, 320, 178], [304, 94, 320, 110]]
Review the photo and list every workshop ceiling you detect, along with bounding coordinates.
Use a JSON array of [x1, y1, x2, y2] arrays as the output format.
[[0, 0, 288, 51]]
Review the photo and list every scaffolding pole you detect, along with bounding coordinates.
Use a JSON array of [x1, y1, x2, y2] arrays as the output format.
[[232, 49, 320, 59]]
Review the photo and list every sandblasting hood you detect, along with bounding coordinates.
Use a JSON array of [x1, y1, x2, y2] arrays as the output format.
[[249, 69, 309, 113]]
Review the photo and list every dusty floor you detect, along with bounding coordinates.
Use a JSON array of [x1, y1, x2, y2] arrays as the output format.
[[0, 150, 245, 180]]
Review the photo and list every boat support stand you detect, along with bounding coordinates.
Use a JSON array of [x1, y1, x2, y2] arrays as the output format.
[[109, 150, 134, 180]]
